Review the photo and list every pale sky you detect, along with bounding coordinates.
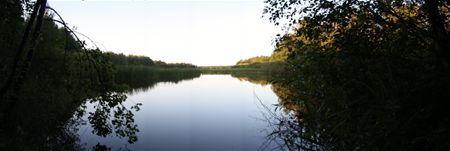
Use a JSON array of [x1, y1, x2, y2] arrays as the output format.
[[48, 0, 281, 66]]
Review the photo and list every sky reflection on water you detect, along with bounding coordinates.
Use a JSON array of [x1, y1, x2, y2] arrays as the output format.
[[78, 74, 279, 150]]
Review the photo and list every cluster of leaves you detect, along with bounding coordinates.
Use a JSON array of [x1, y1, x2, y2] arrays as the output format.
[[264, 0, 450, 150], [87, 92, 142, 144]]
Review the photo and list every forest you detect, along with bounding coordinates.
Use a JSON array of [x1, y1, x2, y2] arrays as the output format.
[[254, 0, 450, 150], [1, 0, 450, 150]]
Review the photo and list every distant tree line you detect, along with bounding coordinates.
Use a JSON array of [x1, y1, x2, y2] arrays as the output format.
[[235, 40, 289, 66], [236, 56, 271, 65], [103, 52, 197, 68], [153, 61, 197, 68]]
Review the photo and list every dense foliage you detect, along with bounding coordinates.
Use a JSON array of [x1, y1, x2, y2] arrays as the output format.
[[0, 1, 140, 150], [264, 0, 450, 150]]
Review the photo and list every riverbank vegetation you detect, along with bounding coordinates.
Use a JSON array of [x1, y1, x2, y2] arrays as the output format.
[[259, 0, 450, 150], [229, 0, 450, 150], [101, 51, 200, 90]]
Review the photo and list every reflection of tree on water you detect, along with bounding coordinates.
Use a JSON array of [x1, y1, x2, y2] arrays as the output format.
[[236, 70, 450, 150], [114, 67, 201, 94], [233, 74, 323, 150], [83, 92, 142, 144], [0, 90, 141, 150], [258, 103, 323, 151], [255, 84, 324, 150], [230, 72, 273, 86], [0, 69, 201, 150]]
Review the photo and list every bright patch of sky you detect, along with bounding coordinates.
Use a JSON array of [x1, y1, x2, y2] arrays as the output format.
[[48, 0, 281, 66]]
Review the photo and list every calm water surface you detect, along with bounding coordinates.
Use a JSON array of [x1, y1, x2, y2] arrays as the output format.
[[78, 74, 279, 150]]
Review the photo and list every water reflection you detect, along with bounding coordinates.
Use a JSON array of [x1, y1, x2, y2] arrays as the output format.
[[0, 68, 202, 151], [2, 71, 307, 151], [77, 74, 283, 150], [4, 70, 443, 150], [115, 69, 201, 94], [101, 72, 311, 151], [232, 73, 324, 151], [76, 71, 203, 150]]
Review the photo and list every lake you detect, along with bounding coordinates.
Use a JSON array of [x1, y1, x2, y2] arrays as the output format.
[[77, 74, 282, 150]]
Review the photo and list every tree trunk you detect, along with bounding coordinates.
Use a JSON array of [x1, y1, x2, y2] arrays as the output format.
[[425, 0, 450, 66]]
